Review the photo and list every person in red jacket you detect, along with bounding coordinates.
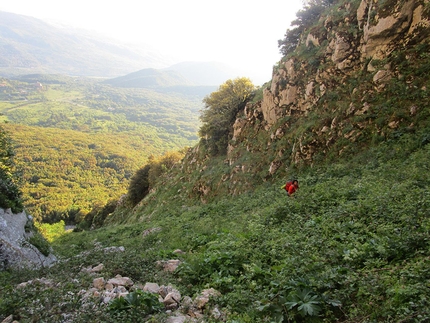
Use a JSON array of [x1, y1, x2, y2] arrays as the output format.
[[284, 179, 299, 196]]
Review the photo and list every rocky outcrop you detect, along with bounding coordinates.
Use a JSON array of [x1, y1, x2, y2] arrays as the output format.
[[228, 0, 429, 166], [362, 0, 419, 60], [0, 208, 56, 270], [175, 0, 429, 201]]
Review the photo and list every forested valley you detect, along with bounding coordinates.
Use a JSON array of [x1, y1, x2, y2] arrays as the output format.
[[0, 74, 202, 223]]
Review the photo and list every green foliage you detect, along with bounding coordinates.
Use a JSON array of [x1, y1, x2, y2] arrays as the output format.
[[278, 0, 332, 56], [0, 77, 200, 222], [35, 220, 67, 242], [2, 2, 430, 322], [108, 289, 163, 314], [80, 199, 118, 230], [27, 230, 51, 257], [285, 289, 322, 317], [258, 287, 332, 322], [147, 150, 184, 188], [199, 78, 255, 156], [127, 165, 151, 206], [1, 141, 430, 321], [126, 150, 184, 209], [0, 125, 23, 213]]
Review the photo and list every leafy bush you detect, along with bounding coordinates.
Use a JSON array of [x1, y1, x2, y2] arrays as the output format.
[[108, 289, 163, 314], [127, 164, 151, 206], [27, 231, 51, 257], [126, 150, 184, 208], [278, 0, 333, 56]]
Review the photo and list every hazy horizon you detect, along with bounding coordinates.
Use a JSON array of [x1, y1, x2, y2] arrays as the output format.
[[0, 0, 304, 85]]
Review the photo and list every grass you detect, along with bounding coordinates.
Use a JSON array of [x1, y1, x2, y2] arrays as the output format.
[[2, 140, 428, 322], [2, 0, 430, 321]]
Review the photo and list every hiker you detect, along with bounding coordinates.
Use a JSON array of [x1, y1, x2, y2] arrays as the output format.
[[283, 179, 299, 196]]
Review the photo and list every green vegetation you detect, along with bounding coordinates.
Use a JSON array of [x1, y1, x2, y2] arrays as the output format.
[[78, 150, 185, 229], [1, 0, 430, 322], [0, 76, 201, 222], [199, 77, 255, 156], [35, 221, 68, 243], [278, 0, 335, 56], [108, 290, 163, 318], [1, 142, 428, 322], [0, 125, 23, 213]]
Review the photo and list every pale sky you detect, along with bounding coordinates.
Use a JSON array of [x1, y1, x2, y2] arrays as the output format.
[[0, 0, 304, 84]]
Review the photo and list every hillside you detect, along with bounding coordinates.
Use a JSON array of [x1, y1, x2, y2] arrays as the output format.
[[1, 0, 430, 322], [0, 75, 201, 222], [0, 11, 249, 87], [0, 11, 170, 77], [105, 62, 246, 88], [103, 68, 195, 88]]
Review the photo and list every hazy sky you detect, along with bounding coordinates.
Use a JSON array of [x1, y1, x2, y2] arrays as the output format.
[[0, 0, 304, 84]]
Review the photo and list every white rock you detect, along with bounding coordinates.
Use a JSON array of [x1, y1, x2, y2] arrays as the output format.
[[143, 282, 160, 293], [93, 277, 105, 290], [107, 276, 133, 287], [91, 263, 104, 272]]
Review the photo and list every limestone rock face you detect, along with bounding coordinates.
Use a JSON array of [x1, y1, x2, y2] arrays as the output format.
[[229, 0, 429, 157], [331, 34, 352, 68], [362, 0, 420, 59], [0, 208, 56, 270]]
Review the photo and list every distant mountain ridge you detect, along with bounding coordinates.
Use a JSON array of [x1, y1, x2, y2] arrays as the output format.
[[0, 11, 248, 86], [103, 68, 195, 88], [0, 11, 171, 77], [104, 61, 245, 91]]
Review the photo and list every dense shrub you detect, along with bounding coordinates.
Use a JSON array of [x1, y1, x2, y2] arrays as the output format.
[[199, 78, 255, 156], [0, 125, 23, 213], [127, 164, 151, 206]]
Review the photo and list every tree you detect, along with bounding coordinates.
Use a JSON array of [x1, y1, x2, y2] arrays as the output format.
[[127, 150, 184, 207], [147, 151, 183, 187], [278, 0, 334, 56], [127, 164, 151, 206], [0, 125, 23, 213], [199, 78, 255, 156]]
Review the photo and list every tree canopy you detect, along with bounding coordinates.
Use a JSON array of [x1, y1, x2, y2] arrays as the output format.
[[0, 125, 23, 213], [278, 0, 335, 56], [199, 77, 255, 156]]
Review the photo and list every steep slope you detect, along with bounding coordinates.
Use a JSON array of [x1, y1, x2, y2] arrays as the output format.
[[165, 0, 430, 203], [1, 1, 430, 322], [103, 1, 430, 320], [0, 11, 170, 77]]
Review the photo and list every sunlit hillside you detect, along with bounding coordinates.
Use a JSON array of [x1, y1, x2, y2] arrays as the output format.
[[0, 75, 202, 221], [1, 0, 430, 322]]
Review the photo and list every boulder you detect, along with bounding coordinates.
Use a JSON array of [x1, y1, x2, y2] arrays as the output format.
[[107, 275, 133, 287], [0, 208, 56, 270]]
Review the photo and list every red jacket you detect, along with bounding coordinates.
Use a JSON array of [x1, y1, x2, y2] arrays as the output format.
[[285, 181, 299, 195]]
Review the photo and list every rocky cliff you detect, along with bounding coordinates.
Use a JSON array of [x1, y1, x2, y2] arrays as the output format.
[[177, 0, 430, 202], [0, 208, 56, 269]]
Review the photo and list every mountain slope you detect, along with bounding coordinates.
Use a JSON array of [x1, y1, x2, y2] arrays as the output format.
[[0, 11, 170, 77], [0, 75, 201, 221], [99, 0, 430, 321], [103, 68, 195, 88], [1, 0, 430, 322]]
